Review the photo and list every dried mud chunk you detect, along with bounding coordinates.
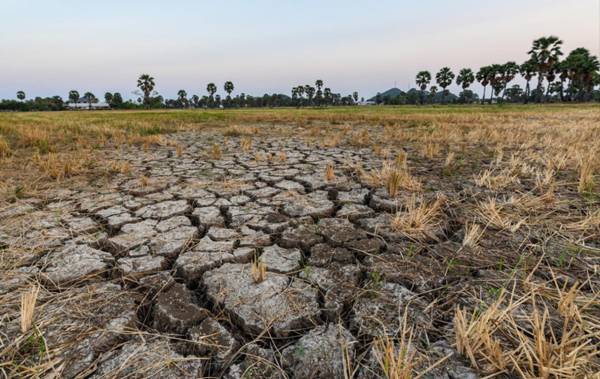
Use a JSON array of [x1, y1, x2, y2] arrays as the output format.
[[186, 317, 239, 367], [42, 244, 114, 286], [91, 338, 205, 378], [135, 200, 191, 219], [282, 191, 335, 218], [351, 282, 431, 338], [152, 282, 210, 334], [204, 263, 319, 337], [260, 244, 303, 274], [281, 323, 357, 379], [280, 224, 323, 251], [309, 243, 355, 266]]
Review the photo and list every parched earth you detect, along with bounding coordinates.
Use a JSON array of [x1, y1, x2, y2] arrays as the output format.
[[2, 130, 591, 378]]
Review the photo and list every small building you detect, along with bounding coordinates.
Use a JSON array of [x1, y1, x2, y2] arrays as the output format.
[[67, 102, 110, 110]]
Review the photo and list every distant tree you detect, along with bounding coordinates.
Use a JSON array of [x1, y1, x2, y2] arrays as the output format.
[[304, 85, 315, 105], [506, 85, 524, 102], [415, 71, 432, 104], [324, 88, 332, 106], [500, 62, 519, 99], [429, 86, 438, 103], [296, 85, 305, 106], [83, 92, 96, 109], [191, 94, 200, 107], [224, 81, 234, 100], [562, 47, 600, 101], [112, 92, 123, 107], [16, 91, 26, 101], [104, 92, 113, 105], [456, 68, 475, 90], [69, 90, 80, 105], [315, 80, 324, 105], [476, 66, 493, 104], [215, 94, 221, 108], [528, 36, 563, 102], [352, 91, 359, 104], [519, 60, 536, 103], [207, 83, 217, 107], [177, 90, 188, 108], [435, 67, 455, 104], [137, 74, 156, 107], [489, 64, 504, 102]]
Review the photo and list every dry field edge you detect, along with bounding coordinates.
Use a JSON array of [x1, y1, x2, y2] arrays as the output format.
[[0, 104, 599, 378]]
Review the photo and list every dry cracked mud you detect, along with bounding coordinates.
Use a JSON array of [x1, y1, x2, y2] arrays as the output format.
[[1, 129, 598, 378]]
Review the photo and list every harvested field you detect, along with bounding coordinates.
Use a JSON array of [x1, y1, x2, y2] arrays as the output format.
[[1, 105, 599, 378]]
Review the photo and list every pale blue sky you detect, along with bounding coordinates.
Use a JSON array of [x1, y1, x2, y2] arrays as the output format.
[[1, 0, 598, 100]]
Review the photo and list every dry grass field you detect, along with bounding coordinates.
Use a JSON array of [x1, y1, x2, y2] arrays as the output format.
[[1, 105, 599, 378]]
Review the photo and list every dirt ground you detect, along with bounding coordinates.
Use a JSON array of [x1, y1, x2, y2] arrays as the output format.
[[0, 106, 599, 378]]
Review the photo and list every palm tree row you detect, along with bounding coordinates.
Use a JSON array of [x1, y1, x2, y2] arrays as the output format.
[[415, 36, 599, 104], [292, 80, 359, 107]]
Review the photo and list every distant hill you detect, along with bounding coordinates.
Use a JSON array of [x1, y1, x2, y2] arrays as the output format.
[[368, 88, 404, 101], [369, 87, 459, 103]]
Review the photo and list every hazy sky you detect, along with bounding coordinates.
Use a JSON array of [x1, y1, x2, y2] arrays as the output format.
[[2, 0, 598, 100]]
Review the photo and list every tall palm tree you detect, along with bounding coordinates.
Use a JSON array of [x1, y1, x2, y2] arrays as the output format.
[[563, 47, 600, 101], [305, 85, 315, 105], [476, 66, 492, 104], [296, 85, 305, 106], [207, 83, 217, 107], [324, 87, 332, 105], [435, 67, 455, 104], [137, 74, 156, 107], [104, 92, 113, 105], [456, 68, 475, 90], [528, 36, 563, 102], [224, 81, 234, 99], [16, 91, 26, 101], [177, 90, 188, 108], [69, 90, 80, 105], [315, 80, 324, 106], [352, 91, 359, 104], [488, 64, 504, 103], [519, 60, 536, 103], [500, 62, 519, 99], [415, 71, 431, 104]]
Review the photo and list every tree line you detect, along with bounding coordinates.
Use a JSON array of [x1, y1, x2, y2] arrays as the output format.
[[398, 36, 599, 105]]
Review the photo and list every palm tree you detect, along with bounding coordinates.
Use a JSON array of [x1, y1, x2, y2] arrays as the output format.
[[519, 60, 536, 103], [476, 66, 492, 104], [207, 83, 217, 107], [500, 62, 519, 99], [224, 81, 234, 99], [296, 85, 305, 106], [435, 67, 455, 104], [304, 85, 315, 105], [177, 90, 188, 108], [137, 74, 156, 107], [315, 80, 324, 106], [352, 91, 359, 104], [16, 91, 26, 101], [104, 92, 113, 105], [429, 86, 438, 103], [324, 88, 332, 106], [528, 36, 563, 102], [456, 68, 475, 91], [191, 94, 200, 108], [69, 90, 80, 105], [415, 71, 432, 104], [489, 64, 504, 103], [563, 47, 600, 101], [83, 92, 96, 109]]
